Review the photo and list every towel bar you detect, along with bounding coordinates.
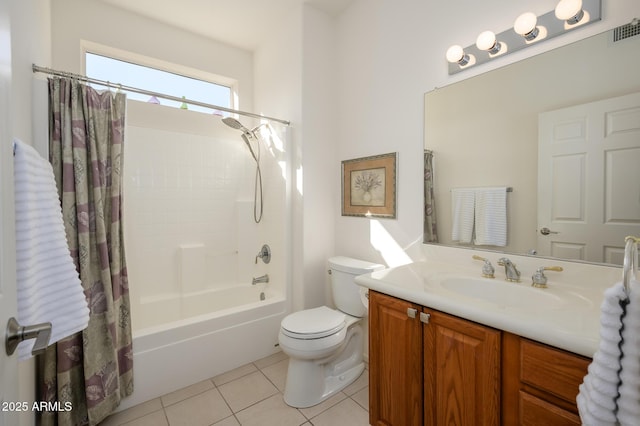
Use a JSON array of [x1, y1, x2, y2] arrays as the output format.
[[622, 236, 640, 297], [450, 186, 513, 192]]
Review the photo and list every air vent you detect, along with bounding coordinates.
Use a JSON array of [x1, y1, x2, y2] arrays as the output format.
[[613, 18, 640, 42]]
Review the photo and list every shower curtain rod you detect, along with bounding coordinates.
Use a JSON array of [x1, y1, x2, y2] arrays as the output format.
[[32, 64, 291, 126]]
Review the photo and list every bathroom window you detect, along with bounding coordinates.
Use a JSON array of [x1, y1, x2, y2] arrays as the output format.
[[84, 51, 234, 114]]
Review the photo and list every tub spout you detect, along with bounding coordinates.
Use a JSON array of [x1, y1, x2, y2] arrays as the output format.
[[252, 274, 269, 285]]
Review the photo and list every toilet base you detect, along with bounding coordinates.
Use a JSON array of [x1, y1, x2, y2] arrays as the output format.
[[282, 323, 364, 408], [283, 360, 365, 408]]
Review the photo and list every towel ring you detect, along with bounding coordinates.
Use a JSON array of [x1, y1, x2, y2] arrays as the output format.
[[622, 236, 639, 296]]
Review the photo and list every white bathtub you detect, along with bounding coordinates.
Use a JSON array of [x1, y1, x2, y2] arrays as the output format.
[[119, 285, 287, 411]]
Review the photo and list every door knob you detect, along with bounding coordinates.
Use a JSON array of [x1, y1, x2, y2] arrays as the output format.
[[5, 317, 52, 356], [540, 227, 559, 236]]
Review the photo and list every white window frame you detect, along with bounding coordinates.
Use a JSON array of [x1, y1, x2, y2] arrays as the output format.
[[80, 40, 239, 111]]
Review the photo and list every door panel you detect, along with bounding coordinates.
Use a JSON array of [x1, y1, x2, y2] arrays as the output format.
[[0, 2, 19, 425], [538, 92, 640, 264]]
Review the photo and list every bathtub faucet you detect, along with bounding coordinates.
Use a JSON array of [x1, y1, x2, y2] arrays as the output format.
[[252, 274, 269, 285]]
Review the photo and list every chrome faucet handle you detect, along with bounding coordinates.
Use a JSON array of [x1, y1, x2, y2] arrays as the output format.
[[472, 255, 495, 278], [531, 266, 563, 288], [255, 244, 271, 264]]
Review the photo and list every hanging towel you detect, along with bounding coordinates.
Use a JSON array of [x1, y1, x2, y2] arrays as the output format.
[[474, 187, 507, 246], [577, 281, 627, 426], [451, 188, 475, 243], [13, 138, 89, 361], [617, 278, 640, 425]]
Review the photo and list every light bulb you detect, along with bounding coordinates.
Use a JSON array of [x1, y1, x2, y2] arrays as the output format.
[[514, 12, 539, 41], [476, 31, 501, 54], [555, 0, 584, 24], [446, 45, 469, 65]]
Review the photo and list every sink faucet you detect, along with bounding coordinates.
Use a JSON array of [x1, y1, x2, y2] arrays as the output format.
[[252, 274, 269, 285], [497, 258, 521, 282]]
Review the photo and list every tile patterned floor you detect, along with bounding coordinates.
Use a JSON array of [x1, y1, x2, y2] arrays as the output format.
[[100, 352, 370, 426]]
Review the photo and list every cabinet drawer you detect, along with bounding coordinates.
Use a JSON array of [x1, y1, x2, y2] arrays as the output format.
[[520, 391, 581, 426], [520, 339, 589, 403]]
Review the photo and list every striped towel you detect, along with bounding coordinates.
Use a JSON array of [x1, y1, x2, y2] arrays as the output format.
[[474, 187, 507, 246], [617, 279, 640, 425], [451, 188, 475, 243], [13, 138, 89, 360], [577, 281, 626, 425]]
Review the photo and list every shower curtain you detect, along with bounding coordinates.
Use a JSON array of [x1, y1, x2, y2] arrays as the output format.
[[40, 77, 133, 425], [424, 150, 438, 243]]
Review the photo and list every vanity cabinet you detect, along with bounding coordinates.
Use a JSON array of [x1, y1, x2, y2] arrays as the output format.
[[369, 291, 500, 426], [369, 291, 590, 426]]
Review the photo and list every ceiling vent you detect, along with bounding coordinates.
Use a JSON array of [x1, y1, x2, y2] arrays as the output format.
[[613, 18, 640, 42]]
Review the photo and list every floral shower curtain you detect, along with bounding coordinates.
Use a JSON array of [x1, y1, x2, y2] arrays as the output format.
[[424, 150, 438, 243], [40, 77, 133, 425]]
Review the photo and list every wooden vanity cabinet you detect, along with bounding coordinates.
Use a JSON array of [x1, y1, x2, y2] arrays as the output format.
[[369, 291, 591, 426], [369, 291, 501, 426]]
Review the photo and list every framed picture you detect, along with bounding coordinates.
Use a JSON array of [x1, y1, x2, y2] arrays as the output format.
[[342, 152, 397, 218]]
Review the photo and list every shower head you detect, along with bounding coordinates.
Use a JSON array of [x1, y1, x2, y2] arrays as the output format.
[[222, 117, 252, 134]]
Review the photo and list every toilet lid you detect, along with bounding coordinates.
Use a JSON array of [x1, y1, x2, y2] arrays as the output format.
[[281, 306, 346, 339]]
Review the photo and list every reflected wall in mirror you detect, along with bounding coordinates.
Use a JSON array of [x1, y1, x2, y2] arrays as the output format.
[[424, 28, 640, 266]]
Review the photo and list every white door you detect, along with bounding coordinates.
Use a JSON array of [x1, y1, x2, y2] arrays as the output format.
[[538, 92, 640, 264], [0, 2, 19, 425]]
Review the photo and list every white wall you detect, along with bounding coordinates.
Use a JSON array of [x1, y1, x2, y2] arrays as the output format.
[[253, 5, 304, 312], [253, 4, 340, 312], [51, 0, 254, 113], [333, 0, 640, 267], [7, 1, 51, 425]]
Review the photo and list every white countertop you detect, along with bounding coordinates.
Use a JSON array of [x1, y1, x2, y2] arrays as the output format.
[[355, 258, 613, 358]]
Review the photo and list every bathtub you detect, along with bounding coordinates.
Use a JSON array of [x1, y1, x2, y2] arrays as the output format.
[[118, 285, 287, 411]]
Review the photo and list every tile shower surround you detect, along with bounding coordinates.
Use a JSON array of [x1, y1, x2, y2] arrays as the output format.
[[123, 118, 286, 330]]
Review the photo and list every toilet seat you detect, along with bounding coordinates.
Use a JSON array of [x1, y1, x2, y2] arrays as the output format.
[[281, 306, 346, 339]]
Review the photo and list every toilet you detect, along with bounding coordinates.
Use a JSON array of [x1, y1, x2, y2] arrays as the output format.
[[278, 256, 384, 408]]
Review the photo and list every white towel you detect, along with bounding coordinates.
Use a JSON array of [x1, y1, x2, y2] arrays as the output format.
[[451, 188, 475, 243], [13, 138, 89, 361], [617, 278, 640, 425], [474, 187, 507, 247], [577, 281, 627, 425]]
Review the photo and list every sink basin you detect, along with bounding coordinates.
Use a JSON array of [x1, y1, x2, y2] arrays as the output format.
[[439, 277, 585, 310]]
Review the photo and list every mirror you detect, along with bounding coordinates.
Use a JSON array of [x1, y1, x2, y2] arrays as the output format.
[[424, 28, 640, 266]]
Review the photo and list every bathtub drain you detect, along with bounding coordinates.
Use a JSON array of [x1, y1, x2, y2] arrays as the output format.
[[260, 292, 266, 301]]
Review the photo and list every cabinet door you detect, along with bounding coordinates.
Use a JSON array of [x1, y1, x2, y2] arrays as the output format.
[[423, 309, 501, 426], [369, 291, 423, 426]]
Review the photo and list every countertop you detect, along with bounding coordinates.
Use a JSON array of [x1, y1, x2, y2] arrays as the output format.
[[355, 259, 610, 358]]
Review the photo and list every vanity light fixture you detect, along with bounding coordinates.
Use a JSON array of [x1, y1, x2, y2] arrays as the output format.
[[555, 0, 585, 25], [445, 0, 601, 75], [514, 12, 540, 41], [446, 45, 470, 66], [476, 31, 502, 54]]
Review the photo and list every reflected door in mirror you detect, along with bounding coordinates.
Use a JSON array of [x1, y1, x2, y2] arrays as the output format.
[[538, 92, 640, 265]]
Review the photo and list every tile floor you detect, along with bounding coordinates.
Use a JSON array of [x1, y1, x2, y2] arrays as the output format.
[[100, 352, 370, 426]]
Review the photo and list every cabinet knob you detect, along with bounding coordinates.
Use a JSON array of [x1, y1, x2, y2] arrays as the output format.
[[407, 308, 418, 319], [420, 312, 431, 324]]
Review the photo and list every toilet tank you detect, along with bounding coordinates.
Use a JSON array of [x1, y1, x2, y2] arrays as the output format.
[[328, 256, 385, 317]]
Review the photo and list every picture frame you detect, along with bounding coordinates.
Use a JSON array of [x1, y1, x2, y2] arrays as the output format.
[[341, 152, 397, 218]]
